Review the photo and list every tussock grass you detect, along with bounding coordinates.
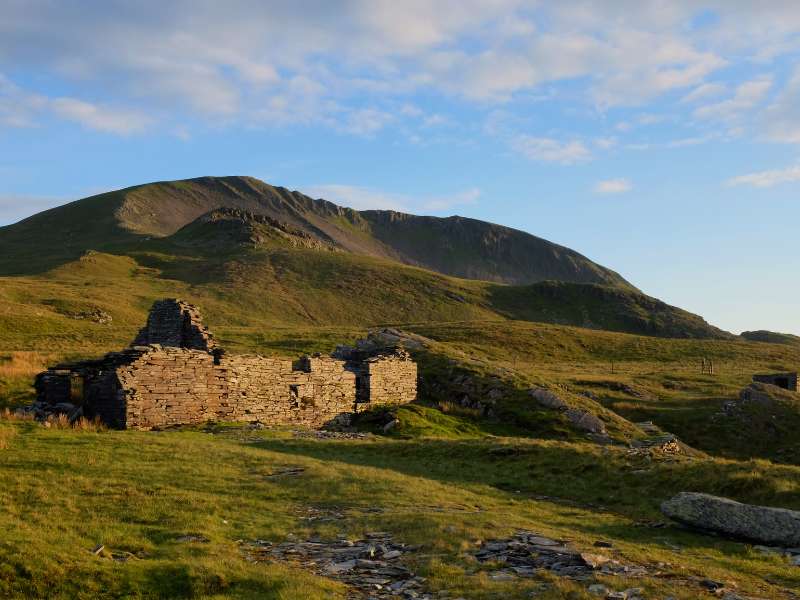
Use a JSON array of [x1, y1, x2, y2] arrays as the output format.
[[0, 351, 46, 378], [41, 414, 107, 432], [0, 423, 14, 449]]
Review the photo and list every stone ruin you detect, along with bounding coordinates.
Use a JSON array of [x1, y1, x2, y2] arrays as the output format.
[[33, 299, 417, 429], [752, 371, 798, 392]]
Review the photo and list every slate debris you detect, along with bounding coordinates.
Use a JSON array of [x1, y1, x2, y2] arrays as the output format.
[[240, 533, 435, 599], [472, 530, 648, 580]]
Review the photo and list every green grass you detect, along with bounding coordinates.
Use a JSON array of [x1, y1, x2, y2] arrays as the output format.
[[1, 421, 799, 599]]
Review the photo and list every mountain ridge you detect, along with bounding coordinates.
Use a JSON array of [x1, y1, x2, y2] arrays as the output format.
[[0, 175, 634, 290], [0, 175, 734, 340]]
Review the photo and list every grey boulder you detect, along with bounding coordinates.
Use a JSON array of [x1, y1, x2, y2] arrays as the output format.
[[661, 492, 800, 546]]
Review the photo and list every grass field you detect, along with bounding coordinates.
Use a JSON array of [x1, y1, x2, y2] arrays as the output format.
[[2, 310, 800, 598], [2, 233, 800, 598]]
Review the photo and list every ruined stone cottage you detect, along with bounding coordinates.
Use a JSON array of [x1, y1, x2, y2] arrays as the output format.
[[752, 372, 798, 392], [34, 299, 417, 429]]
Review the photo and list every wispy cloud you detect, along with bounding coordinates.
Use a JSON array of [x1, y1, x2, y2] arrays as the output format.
[[50, 98, 151, 135], [303, 184, 480, 213], [594, 178, 632, 194], [511, 136, 591, 164], [726, 165, 800, 188], [693, 76, 772, 121], [762, 67, 800, 144]]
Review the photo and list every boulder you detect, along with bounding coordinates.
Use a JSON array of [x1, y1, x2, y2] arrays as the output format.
[[661, 492, 800, 546], [564, 408, 606, 434], [529, 387, 567, 410]]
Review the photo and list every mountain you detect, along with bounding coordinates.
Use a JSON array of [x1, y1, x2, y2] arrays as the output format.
[[0, 176, 632, 289], [0, 175, 732, 339]]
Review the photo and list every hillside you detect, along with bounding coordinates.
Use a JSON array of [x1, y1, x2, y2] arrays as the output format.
[[0, 176, 633, 289], [742, 330, 800, 345]]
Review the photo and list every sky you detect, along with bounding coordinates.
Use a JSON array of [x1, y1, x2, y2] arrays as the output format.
[[1, 1, 799, 335]]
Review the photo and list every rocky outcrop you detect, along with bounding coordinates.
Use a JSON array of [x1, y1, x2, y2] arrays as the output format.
[[661, 492, 800, 546], [529, 387, 607, 434]]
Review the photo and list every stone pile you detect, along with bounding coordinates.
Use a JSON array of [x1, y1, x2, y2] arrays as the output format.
[[472, 530, 647, 581], [240, 533, 435, 599]]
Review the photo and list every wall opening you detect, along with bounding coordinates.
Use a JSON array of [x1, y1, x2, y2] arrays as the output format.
[[355, 375, 369, 403], [775, 377, 790, 390], [289, 384, 300, 409], [70, 373, 85, 405]]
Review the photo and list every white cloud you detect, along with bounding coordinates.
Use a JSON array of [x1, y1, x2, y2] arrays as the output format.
[[511, 136, 591, 164], [762, 67, 800, 143], [693, 76, 772, 121], [681, 82, 727, 104], [0, 74, 46, 127], [1, 2, 800, 141], [338, 108, 394, 136], [50, 98, 151, 134], [666, 136, 711, 148], [594, 178, 632, 194], [303, 183, 480, 213], [726, 164, 800, 188]]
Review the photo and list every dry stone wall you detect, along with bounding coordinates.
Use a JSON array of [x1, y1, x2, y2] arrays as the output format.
[[132, 299, 216, 351], [219, 355, 357, 427], [364, 354, 417, 406], [33, 299, 418, 429], [114, 349, 360, 430], [118, 347, 223, 429]]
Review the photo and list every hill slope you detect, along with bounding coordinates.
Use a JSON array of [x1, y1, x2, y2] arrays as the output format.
[[0, 176, 633, 290]]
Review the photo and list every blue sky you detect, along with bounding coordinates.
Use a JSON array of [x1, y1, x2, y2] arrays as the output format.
[[1, 1, 799, 335]]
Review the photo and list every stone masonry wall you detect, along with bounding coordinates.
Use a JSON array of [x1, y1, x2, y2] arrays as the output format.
[[118, 347, 223, 429], [117, 348, 358, 429], [34, 299, 417, 429], [220, 355, 356, 427], [365, 354, 418, 406], [132, 299, 216, 351]]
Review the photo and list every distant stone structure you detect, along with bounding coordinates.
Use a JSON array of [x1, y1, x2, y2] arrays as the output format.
[[33, 299, 417, 429], [752, 372, 798, 392]]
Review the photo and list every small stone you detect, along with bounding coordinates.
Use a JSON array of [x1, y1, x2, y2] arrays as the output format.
[[700, 579, 725, 591], [593, 540, 613, 548], [581, 553, 611, 569], [586, 584, 609, 596], [176, 534, 210, 543]]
